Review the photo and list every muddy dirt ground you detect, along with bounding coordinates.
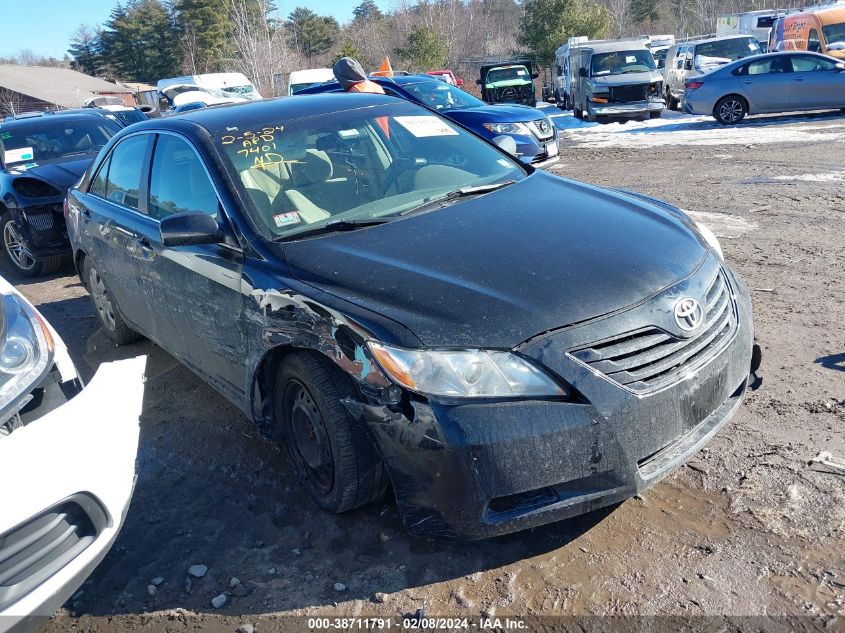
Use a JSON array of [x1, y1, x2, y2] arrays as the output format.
[[6, 110, 843, 632]]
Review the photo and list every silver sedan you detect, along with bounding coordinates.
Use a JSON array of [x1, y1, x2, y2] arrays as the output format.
[[682, 52, 845, 124]]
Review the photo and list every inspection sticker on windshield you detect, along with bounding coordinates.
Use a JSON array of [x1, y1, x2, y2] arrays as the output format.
[[393, 116, 458, 137], [3, 147, 33, 164], [273, 211, 301, 228]]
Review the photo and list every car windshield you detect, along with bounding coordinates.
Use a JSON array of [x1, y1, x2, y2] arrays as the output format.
[[696, 37, 762, 60], [216, 101, 526, 240], [591, 50, 656, 76], [110, 109, 147, 126], [400, 80, 484, 111], [0, 118, 117, 166], [222, 85, 255, 95], [822, 23, 845, 45], [486, 66, 529, 83], [290, 82, 321, 94]]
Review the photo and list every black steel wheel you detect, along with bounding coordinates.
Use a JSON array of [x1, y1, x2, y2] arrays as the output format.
[[275, 352, 387, 513], [83, 257, 140, 345]]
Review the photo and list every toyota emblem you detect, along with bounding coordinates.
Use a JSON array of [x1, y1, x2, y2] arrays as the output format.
[[674, 297, 703, 331]]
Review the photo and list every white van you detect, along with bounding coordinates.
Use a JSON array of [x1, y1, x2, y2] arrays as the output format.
[[156, 72, 262, 101], [287, 68, 335, 95]]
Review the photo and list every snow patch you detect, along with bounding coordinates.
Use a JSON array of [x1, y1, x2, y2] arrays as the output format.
[[770, 172, 845, 183], [685, 210, 758, 238]]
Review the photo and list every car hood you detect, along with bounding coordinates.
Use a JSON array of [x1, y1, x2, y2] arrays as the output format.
[[5, 156, 92, 190], [591, 72, 660, 87], [283, 172, 708, 349], [447, 104, 545, 124]]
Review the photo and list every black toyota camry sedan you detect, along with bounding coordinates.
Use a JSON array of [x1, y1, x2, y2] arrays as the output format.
[[66, 94, 757, 539]]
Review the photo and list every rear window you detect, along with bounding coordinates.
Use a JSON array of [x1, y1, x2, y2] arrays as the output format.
[[0, 117, 118, 166]]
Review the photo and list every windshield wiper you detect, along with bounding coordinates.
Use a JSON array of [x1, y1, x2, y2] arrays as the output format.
[[399, 180, 516, 217], [278, 217, 391, 241]]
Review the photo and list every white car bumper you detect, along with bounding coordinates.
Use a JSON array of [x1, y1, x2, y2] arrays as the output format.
[[0, 356, 146, 633]]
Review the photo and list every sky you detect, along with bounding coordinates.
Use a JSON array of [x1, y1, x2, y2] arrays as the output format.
[[2, 0, 389, 59]]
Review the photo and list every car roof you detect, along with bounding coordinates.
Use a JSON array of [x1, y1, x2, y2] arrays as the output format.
[[0, 112, 111, 128], [684, 34, 758, 47], [586, 40, 649, 53], [128, 93, 407, 137]]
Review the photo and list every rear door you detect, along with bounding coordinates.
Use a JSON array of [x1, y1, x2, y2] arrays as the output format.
[[135, 132, 247, 401], [788, 54, 845, 108], [738, 56, 792, 111], [77, 133, 155, 334]]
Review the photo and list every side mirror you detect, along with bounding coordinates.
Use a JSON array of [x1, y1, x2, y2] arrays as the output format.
[[491, 135, 517, 156], [578, 67, 588, 78], [476, 79, 482, 85], [159, 211, 223, 247], [556, 65, 563, 76], [658, 59, 665, 69], [836, 63, 845, 72]]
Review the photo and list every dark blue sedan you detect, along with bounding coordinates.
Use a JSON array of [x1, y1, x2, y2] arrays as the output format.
[[302, 75, 559, 165], [65, 93, 755, 539]]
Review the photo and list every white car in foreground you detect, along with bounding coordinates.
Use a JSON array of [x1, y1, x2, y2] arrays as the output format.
[[0, 275, 145, 633]]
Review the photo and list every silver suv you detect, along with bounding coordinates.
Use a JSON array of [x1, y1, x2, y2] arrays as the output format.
[[664, 35, 763, 110], [569, 39, 665, 122]]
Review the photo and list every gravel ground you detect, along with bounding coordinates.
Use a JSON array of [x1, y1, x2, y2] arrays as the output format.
[[5, 109, 843, 632]]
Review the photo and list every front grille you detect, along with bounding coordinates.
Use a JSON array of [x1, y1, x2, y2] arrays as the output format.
[[570, 270, 737, 393], [24, 209, 56, 233], [610, 84, 648, 103], [527, 119, 554, 140], [0, 496, 105, 610]]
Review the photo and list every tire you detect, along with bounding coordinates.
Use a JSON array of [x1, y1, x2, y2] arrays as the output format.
[[275, 351, 387, 513], [563, 93, 571, 111], [714, 95, 748, 125], [650, 110, 663, 119], [666, 88, 679, 111], [1, 215, 63, 278], [574, 107, 583, 119], [586, 107, 597, 123], [83, 257, 140, 345]]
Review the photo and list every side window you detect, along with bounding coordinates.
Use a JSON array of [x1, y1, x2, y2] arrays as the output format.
[[148, 135, 219, 220], [808, 29, 821, 53], [88, 153, 111, 197], [792, 54, 835, 72], [103, 135, 149, 210], [747, 58, 774, 75]]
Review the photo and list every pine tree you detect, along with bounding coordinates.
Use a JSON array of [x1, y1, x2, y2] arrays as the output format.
[[68, 25, 103, 76], [287, 7, 339, 62]]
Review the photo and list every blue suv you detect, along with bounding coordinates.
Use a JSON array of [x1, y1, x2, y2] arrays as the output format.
[[302, 75, 559, 165]]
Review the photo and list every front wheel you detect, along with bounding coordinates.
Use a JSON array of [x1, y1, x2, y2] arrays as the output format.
[[650, 110, 663, 119], [275, 352, 387, 513], [714, 95, 747, 125], [665, 88, 679, 111], [1, 215, 62, 278]]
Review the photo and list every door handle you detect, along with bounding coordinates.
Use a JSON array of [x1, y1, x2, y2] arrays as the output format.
[[793, 77, 806, 81]]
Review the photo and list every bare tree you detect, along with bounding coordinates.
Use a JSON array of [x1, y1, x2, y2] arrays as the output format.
[[226, 0, 299, 97], [0, 88, 27, 117]]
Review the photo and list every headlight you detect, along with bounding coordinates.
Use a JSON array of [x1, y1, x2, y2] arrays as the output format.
[[0, 292, 53, 420], [693, 220, 723, 260], [482, 122, 531, 135], [368, 342, 566, 399]]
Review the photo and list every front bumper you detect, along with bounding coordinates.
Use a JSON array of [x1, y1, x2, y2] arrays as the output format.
[[591, 99, 664, 117], [10, 205, 70, 259], [0, 356, 146, 632], [349, 261, 754, 539]]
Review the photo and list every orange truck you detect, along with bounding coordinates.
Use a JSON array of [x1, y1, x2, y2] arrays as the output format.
[[770, 4, 845, 59]]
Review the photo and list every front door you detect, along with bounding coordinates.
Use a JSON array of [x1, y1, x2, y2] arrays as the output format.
[[136, 132, 247, 401], [788, 54, 845, 108]]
